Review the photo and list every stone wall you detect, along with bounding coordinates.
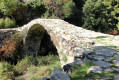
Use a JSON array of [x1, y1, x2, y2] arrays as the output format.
[[0, 29, 20, 48]]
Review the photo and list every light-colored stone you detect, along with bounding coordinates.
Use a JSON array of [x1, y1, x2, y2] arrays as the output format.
[[113, 60, 119, 67], [105, 59, 112, 62], [112, 67, 119, 72], [87, 66, 103, 73], [114, 74, 119, 80], [93, 46, 105, 50], [104, 68, 113, 72], [114, 55, 119, 59]]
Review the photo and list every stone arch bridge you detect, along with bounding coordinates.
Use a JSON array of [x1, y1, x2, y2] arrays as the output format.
[[1, 19, 118, 65]]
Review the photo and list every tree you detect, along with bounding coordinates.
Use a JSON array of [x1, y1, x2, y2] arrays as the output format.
[[111, 0, 119, 30], [83, 0, 117, 33], [0, 0, 19, 18]]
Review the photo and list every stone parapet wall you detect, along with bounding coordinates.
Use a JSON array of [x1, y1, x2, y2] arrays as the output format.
[[0, 29, 20, 48]]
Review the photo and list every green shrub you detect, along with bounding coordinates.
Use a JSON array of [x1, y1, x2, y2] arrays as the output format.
[[15, 54, 61, 79], [27, 0, 46, 14], [37, 54, 60, 66], [0, 0, 18, 17], [0, 62, 15, 80], [15, 55, 36, 74], [5, 17, 16, 28], [70, 62, 93, 80], [0, 18, 5, 28], [26, 66, 53, 80], [42, 0, 76, 19], [63, 0, 76, 18], [25, 55, 61, 80], [83, 0, 117, 33]]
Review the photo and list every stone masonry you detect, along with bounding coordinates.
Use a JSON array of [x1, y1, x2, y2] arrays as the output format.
[[1, 19, 119, 79]]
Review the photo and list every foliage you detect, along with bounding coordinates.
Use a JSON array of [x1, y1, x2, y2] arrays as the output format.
[[27, 0, 46, 14], [62, 53, 67, 62], [0, 0, 19, 17], [86, 72, 114, 79], [0, 62, 15, 80], [0, 54, 60, 80], [15, 55, 36, 74], [12, 3, 30, 26], [42, 0, 76, 19], [4, 17, 16, 28], [111, 0, 119, 30], [0, 18, 5, 29], [70, 62, 93, 80], [83, 0, 117, 33], [37, 54, 60, 66], [15, 54, 61, 80], [0, 33, 22, 62], [63, 0, 76, 18]]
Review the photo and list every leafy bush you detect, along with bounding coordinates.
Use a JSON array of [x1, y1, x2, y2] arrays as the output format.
[[27, 0, 46, 14], [4, 17, 16, 28], [0, 0, 18, 17], [70, 62, 93, 80], [0, 62, 15, 80], [0, 33, 22, 63], [42, 0, 76, 19], [25, 55, 61, 80], [63, 0, 76, 18], [37, 54, 60, 66], [0, 54, 60, 79], [83, 0, 117, 33], [15, 55, 36, 74], [15, 54, 61, 79], [0, 18, 5, 28]]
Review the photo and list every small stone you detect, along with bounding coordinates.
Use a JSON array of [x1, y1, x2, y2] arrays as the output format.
[[87, 66, 102, 73], [68, 60, 84, 66], [114, 74, 119, 80], [74, 48, 84, 59], [63, 64, 74, 75], [99, 76, 112, 80], [83, 51, 93, 55], [105, 59, 111, 62], [104, 68, 113, 72], [95, 48, 116, 57], [93, 46, 105, 50], [112, 67, 119, 72], [93, 61, 111, 67], [87, 55, 94, 60], [113, 60, 119, 67], [114, 55, 119, 59], [93, 55, 105, 61], [83, 57, 90, 64]]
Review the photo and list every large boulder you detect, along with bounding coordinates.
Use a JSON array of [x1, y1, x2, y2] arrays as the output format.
[[50, 68, 70, 80]]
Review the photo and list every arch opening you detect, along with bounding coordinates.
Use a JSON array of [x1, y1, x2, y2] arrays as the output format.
[[24, 24, 58, 56]]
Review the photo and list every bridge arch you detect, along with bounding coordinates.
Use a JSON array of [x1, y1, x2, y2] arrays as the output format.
[[23, 24, 58, 56]]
